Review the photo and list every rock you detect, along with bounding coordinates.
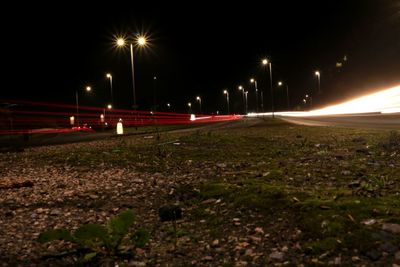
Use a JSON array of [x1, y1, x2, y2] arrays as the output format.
[[216, 163, 227, 168], [128, 261, 146, 267], [211, 239, 219, 247], [395, 251, 400, 261], [269, 251, 284, 261], [379, 242, 397, 253], [334, 256, 341, 265], [361, 219, 376, 225], [366, 249, 381, 261], [245, 249, 253, 256], [348, 181, 361, 188], [202, 198, 217, 204], [382, 223, 400, 233], [202, 256, 213, 261], [254, 227, 264, 234], [341, 170, 351, 176], [356, 148, 370, 154], [50, 209, 61, 216], [158, 204, 182, 222], [249, 236, 262, 243]]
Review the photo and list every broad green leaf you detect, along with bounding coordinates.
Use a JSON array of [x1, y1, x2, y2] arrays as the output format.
[[74, 224, 108, 245], [132, 228, 149, 248], [107, 210, 135, 236], [37, 229, 74, 243], [83, 252, 97, 262]]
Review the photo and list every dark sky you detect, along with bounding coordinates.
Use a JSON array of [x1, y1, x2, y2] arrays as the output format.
[[3, 1, 400, 113]]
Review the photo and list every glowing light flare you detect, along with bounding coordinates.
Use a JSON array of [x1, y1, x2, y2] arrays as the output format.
[[262, 59, 268, 65], [116, 38, 125, 47], [137, 36, 147, 46], [247, 85, 400, 117]]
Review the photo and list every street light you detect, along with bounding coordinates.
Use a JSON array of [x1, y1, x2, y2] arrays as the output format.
[[196, 96, 202, 114], [75, 86, 92, 127], [223, 89, 230, 114], [250, 78, 259, 112], [166, 103, 171, 111], [304, 94, 313, 109], [238, 85, 245, 114], [278, 81, 290, 110], [262, 58, 274, 118], [188, 102, 192, 114], [315, 71, 321, 94], [116, 35, 148, 109], [106, 73, 114, 107], [244, 91, 248, 114]]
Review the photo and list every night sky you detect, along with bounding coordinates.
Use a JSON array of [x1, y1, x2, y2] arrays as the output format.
[[3, 1, 400, 113]]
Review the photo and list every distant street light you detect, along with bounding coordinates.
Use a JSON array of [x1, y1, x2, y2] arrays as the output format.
[[238, 85, 245, 114], [116, 35, 148, 109], [106, 73, 114, 107], [262, 59, 274, 118], [250, 78, 259, 112], [278, 81, 290, 110], [315, 71, 321, 94], [196, 96, 202, 114], [304, 94, 313, 109], [75, 86, 92, 127], [166, 103, 171, 111], [188, 102, 192, 114], [223, 89, 230, 114], [244, 91, 248, 114]]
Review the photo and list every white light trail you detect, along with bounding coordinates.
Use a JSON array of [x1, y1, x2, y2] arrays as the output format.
[[248, 85, 400, 117]]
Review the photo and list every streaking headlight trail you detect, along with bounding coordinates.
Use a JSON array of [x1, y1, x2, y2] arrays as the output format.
[[248, 85, 400, 117]]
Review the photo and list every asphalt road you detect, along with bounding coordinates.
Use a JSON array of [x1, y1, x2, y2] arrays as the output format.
[[278, 113, 400, 130]]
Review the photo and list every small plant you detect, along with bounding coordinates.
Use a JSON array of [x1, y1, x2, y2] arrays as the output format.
[[38, 209, 149, 262]]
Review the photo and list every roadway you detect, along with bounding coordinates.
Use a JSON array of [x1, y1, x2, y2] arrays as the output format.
[[278, 113, 400, 130]]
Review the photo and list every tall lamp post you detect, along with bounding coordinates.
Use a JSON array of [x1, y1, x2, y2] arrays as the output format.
[[250, 78, 259, 112], [116, 36, 148, 109], [238, 85, 245, 114], [188, 102, 192, 114], [223, 89, 230, 114], [278, 81, 290, 110], [244, 91, 248, 114], [106, 73, 113, 107], [196, 96, 202, 114], [262, 59, 274, 118], [315, 71, 321, 95], [75, 86, 92, 127]]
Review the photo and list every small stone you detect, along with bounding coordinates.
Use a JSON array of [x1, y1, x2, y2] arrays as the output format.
[[212, 239, 219, 247], [269, 251, 284, 261], [351, 256, 360, 262], [254, 227, 264, 234], [382, 223, 400, 233], [361, 219, 376, 225], [245, 248, 253, 256], [202, 256, 213, 261], [366, 249, 381, 261], [89, 194, 99, 199], [249, 235, 262, 243], [202, 198, 217, 204], [395, 251, 400, 261], [50, 209, 61, 216], [379, 242, 397, 253], [158, 204, 182, 222], [128, 261, 146, 267], [334, 256, 341, 265], [341, 170, 351, 176]]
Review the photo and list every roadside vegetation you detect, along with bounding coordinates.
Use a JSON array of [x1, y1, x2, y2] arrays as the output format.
[[0, 118, 399, 266]]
